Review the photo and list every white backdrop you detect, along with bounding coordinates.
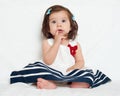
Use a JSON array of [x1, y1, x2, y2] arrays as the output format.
[[0, 0, 120, 84]]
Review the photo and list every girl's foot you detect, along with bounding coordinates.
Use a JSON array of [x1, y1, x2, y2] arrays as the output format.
[[37, 78, 57, 89], [70, 82, 90, 88]]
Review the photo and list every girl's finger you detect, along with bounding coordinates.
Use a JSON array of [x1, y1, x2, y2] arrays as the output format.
[[66, 66, 73, 72]]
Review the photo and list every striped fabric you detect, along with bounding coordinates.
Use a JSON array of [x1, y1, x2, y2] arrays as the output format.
[[10, 62, 111, 88]]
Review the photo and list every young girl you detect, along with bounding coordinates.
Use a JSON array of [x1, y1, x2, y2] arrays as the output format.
[[10, 5, 111, 89]]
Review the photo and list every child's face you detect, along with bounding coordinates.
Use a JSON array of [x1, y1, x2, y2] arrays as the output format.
[[49, 11, 71, 38]]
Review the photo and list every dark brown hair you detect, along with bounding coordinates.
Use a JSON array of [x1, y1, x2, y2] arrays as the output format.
[[42, 5, 78, 40]]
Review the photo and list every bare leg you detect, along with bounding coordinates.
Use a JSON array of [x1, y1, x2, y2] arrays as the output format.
[[70, 82, 90, 88], [37, 78, 57, 89]]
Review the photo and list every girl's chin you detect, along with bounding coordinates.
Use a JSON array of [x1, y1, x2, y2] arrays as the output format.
[[58, 33, 67, 36], [57, 33, 64, 36], [58, 32, 63, 34]]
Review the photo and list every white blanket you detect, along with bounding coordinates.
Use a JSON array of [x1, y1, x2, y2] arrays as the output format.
[[0, 81, 119, 96]]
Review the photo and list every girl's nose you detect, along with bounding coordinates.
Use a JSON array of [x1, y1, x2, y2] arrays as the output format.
[[57, 23, 62, 27]]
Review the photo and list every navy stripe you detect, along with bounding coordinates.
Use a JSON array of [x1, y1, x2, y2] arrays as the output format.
[[24, 62, 64, 77], [10, 62, 111, 88]]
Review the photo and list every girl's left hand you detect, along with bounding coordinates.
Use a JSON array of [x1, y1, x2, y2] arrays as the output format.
[[66, 64, 83, 72], [66, 65, 75, 72]]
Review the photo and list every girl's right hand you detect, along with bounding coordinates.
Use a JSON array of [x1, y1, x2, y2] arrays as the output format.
[[54, 31, 66, 44]]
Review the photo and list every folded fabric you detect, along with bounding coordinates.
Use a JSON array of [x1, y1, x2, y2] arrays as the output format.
[[10, 62, 111, 88]]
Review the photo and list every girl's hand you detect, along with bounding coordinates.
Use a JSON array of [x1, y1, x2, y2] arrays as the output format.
[[54, 31, 67, 44], [66, 65, 75, 72], [66, 63, 84, 72]]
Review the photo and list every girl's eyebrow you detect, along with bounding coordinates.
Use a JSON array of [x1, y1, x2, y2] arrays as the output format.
[[49, 17, 68, 21], [49, 18, 56, 21]]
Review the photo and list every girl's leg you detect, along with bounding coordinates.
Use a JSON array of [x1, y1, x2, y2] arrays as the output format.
[[70, 82, 90, 88], [37, 78, 57, 89]]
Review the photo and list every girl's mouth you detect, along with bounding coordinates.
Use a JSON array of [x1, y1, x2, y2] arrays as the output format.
[[57, 29, 63, 33]]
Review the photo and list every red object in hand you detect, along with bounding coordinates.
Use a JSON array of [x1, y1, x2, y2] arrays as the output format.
[[68, 44, 78, 57]]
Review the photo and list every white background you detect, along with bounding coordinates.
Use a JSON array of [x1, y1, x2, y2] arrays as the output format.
[[0, 0, 120, 84]]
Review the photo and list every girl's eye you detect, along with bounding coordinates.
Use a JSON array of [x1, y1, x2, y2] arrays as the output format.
[[51, 20, 56, 24], [62, 19, 66, 23]]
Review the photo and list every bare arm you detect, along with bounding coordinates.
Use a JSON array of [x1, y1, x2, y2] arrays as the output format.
[[42, 39, 60, 65], [42, 32, 66, 65], [66, 42, 85, 72]]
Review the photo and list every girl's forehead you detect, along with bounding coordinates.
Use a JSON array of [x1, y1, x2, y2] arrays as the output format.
[[49, 11, 69, 20]]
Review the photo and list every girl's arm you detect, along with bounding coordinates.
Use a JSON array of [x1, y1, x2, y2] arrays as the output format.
[[42, 31, 67, 65], [42, 38, 60, 65], [66, 42, 85, 72]]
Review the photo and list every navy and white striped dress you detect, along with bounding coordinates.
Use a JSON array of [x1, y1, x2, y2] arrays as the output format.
[[10, 39, 111, 88]]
